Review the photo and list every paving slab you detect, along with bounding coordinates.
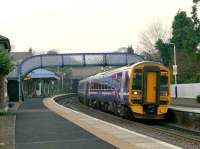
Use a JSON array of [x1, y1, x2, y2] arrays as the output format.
[[0, 115, 15, 149]]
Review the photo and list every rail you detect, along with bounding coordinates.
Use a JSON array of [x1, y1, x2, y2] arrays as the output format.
[[52, 93, 77, 102]]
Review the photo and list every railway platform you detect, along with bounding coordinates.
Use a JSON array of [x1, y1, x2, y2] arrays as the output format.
[[170, 98, 200, 113], [169, 105, 200, 113], [15, 98, 116, 149], [171, 98, 200, 108], [44, 96, 180, 149], [168, 98, 200, 132]]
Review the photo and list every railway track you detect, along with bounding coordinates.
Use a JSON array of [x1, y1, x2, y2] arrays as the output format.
[[57, 96, 200, 149]]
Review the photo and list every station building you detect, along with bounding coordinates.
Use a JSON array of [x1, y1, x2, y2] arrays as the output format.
[[7, 49, 61, 100]]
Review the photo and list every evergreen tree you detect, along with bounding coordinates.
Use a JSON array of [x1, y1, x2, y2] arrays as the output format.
[[171, 11, 196, 52], [0, 50, 12, 110], [127, 45, 134, 54], [155, 39, 172, 66], [191, 0, 200, 29], [154, 0, 200, 83], [191, 0, 200, 53], [0, 50, 12, 76], [169, 1, 200, 83]]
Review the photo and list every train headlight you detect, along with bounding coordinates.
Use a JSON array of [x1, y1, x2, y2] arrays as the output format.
[[132, 90, 141, 95]]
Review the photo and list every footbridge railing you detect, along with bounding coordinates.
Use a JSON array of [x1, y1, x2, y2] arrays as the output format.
[[19, 53, 143, 77]]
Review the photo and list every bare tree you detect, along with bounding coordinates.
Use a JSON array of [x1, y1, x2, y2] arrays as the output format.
[[137, 21, 171, 59]]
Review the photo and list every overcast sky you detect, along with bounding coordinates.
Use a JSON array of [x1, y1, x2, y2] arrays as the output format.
[[0, 0, 193, 53]]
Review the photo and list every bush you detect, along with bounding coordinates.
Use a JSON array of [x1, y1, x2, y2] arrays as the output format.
[[0, 50, 13, 76], [0, 50, 13, 111], [196, 95, 200, 103]]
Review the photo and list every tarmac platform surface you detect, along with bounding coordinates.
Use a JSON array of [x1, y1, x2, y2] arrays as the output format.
[[171, 98, 200, 108], [170, 98, 200, 113], [15, 98, 117, 149]]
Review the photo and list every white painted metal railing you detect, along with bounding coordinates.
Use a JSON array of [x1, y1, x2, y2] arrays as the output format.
[[171, 83, 200, 98]]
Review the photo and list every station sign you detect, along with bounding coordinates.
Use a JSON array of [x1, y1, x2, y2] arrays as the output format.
[[173, 65, 177, 75]]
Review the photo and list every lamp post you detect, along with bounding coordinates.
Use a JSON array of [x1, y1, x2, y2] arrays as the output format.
[[168, 43, 177, 99], [17, 64, 22, 102]]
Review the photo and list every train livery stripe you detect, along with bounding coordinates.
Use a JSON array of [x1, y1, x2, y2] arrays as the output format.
[[89, 92, 128, 96]]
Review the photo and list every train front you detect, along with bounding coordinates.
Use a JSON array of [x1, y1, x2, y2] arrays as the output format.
[[128, 62, 171, 119]]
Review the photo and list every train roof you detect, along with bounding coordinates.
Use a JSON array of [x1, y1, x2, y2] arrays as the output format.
[[80, 61, 167, 83]]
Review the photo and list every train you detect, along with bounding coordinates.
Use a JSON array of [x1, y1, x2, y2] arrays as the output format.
[[78, 61, 171, 119]]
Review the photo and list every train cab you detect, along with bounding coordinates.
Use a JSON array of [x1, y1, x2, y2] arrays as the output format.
[[129, 62, 171, 119]]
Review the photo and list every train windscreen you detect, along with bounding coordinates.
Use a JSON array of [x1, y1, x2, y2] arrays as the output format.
[[132, 71, 142, 90], [160, 72, 169, 96]]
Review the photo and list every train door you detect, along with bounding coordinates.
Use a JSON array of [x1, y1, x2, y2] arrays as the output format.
[[84, 82, 89, 105], [143, 67, 160, 105], [84, 82, 89, 97], [119, 71, 126, 104], [146, 72, 156, 103], [116, 72, 122, 103]]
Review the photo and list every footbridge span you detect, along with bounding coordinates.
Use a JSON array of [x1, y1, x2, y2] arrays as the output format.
[[19, 53, 143, 77], [16, 52, 143, 101]]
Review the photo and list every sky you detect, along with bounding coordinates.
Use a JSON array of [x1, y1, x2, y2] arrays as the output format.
[[0, 0, 193, 53]]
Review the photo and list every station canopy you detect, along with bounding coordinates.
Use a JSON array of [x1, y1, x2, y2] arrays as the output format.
[[26, 69, 60, 80]]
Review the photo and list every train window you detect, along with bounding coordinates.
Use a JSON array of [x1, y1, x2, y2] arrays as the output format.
[[110, 84, 114, 90], [117, 72, 122, 82], [96, 83, 98, 90], [105, 84, 109, 90], [90, 83, 92, 90], [94, 83, 98, 89], [101, 84, 103, 90], [160, 75, 168, 96], [92, 83, 94, 89], [124, 71, 129, 89], [92, 83, 95, 89], [132, 72, 142, 90], [99, 83, 101, 90], [102, 84, 105, 90], [90, 83, 94, 90], [117, 72, 122, 77], [105, 84, 107, 90], [107, 84, 111, 90]]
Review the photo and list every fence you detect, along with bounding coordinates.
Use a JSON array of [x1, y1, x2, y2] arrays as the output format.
[[171, 83, 200, 98]]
